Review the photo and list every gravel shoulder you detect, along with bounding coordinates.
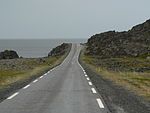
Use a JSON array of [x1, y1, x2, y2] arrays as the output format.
[[79, 54, 150, 113]]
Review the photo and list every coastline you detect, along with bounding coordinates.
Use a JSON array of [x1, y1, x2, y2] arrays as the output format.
[[0, 44, 72, 102]]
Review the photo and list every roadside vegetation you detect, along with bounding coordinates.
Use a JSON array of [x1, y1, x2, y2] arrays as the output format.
[[81, 51, 150, 100], [81, 19, 150, 101], [0, 43, 71, 89]]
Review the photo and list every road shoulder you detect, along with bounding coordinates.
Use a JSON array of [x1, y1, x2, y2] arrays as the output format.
[[79, 52, 150, 113]]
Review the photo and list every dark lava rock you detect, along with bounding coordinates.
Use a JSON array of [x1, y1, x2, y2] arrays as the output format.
[[48, 43, 70, 57], [0, 50, 19, 59], [86, 19, 150, 58]]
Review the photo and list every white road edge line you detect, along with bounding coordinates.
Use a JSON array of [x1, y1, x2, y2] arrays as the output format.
[[96, 98, 104, 108], [85, 74, 88, 77], [7, 92, 19, 100], [48, 71, 51, 73], [39, 76, 43, 79], [88, 82, 92, 86], [33, 79, 38, 83], [23, 84, 30, 89], [77, 49, 105, 109], [87, 77, 90, 80], [91, 88, 97, 93]]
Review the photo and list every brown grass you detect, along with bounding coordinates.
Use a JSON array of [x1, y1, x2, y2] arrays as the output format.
[[0, 55, 67, 89], [81, 54, 150, 100]]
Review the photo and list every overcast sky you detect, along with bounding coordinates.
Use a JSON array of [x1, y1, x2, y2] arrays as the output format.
[[0, 0, 150, 39]]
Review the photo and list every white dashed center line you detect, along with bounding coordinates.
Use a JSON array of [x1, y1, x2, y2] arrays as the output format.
[[23, 84, 30, 89], [7, 92, 19, 100], [33, 79, 38, 83], [91, 88, 97, 93], [96, 98, 104, 108], [85, 74, 88, 77], [88, 82, 92, 86]]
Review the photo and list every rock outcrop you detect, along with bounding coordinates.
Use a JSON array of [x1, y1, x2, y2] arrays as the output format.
[[86, 19, 150, 58], [0, 50, 19, 59], [48, 43, 71, 57]]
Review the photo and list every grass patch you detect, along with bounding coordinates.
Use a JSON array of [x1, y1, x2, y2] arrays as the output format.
[[81, 53, 150, 100], [0, 55, 67, 89], [0, 70, 26, 86]]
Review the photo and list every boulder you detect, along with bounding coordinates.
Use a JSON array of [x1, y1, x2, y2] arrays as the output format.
[[48, 43, 70, 57], [0, 50, 19, 59]]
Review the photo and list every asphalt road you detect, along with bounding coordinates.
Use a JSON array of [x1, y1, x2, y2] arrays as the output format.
[[0, 44, 109, 113]]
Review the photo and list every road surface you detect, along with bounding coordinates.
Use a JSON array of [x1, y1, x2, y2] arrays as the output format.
[[0, 44, 109, 113]]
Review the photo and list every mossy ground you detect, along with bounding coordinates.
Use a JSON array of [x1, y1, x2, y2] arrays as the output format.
[[81, 52, 150, 100]]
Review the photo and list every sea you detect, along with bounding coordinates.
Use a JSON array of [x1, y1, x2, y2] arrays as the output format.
[[0, 39, 86, 58]]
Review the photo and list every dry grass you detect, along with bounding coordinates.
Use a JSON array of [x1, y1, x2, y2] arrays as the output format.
[[81, 54, 150, 100], [0, 55, 66, 89]]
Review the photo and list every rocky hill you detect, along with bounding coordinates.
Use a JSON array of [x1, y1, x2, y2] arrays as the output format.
[[85, 19, 150, 58], [48, 43, 71, 57]]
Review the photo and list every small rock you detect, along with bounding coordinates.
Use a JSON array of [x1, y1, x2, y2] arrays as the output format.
[[146, 56, 150, 60]]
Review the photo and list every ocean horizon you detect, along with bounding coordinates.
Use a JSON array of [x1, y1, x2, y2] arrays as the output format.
[[0, 39, 86, 58]]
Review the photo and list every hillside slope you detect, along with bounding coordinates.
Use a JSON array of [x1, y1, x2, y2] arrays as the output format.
[[86, 19, 150, 58], [81, 19, 150, 113]]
